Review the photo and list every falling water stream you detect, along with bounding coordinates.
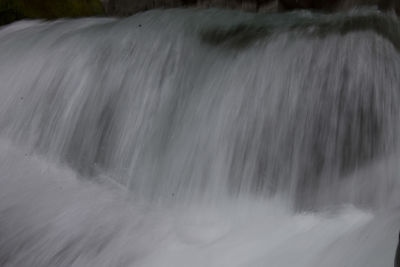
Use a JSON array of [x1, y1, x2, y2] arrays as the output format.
[[0, 7, 400, 267]]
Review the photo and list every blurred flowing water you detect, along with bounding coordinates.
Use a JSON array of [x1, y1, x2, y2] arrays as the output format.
[[0, 8, 400, 267]]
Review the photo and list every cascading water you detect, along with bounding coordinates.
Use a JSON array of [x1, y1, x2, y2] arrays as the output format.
[[0, 7, 400, 267]]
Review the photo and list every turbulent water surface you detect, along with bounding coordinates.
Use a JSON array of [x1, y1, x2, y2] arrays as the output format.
[[0, 8, 400, 267]]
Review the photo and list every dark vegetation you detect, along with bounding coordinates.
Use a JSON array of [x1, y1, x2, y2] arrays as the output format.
[[106, 0, 276, 15], [0, 0, 104, 26], [106, 0, 399, 16], [0, 0, 399, 27]]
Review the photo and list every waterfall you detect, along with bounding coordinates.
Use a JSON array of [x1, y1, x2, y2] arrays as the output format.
[[0, 8, 399, 267]]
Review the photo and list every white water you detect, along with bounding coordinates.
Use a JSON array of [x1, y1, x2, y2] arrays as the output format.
[[0, 141, 397, 267], [0, 8, 400, 267]]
